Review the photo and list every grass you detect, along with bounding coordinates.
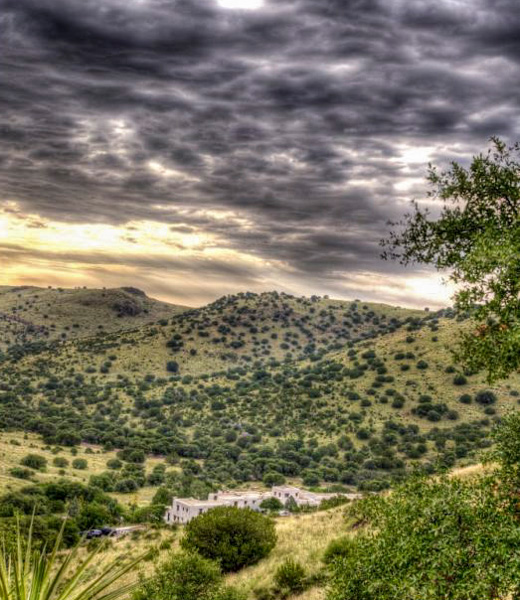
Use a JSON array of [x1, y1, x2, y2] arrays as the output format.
[[0, 432, 168, 506], [226, 506, 349, 597], [0, 286, 187, 351], [80, 506, 350, 600]]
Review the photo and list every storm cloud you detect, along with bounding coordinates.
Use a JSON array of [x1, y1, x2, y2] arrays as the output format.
[[2, 0, 520, 305]]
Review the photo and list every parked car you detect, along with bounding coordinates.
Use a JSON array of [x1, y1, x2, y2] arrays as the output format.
[[84, 529, 103, 539]]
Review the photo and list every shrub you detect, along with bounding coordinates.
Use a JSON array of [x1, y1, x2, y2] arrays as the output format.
[[166, 361, 179, 373], [475, 390, 497, 405], [259, 497, 283, 511], [262, 471, 286, 487], [323, 536, 353, 564], [453, 374, 467, 386], [391, 397, 404, 409], [114, 478, 139, 493], [328, 476, 520, 600], [9, 467, 33, 480], [274, 559, 307, 594], [458, 394, 472, 404], [132, 551, 245, 600], [181, 507, 277, 572], [492, 411, 520, 489], [20, 454, 47, 471], [53, 457, 69, 468], [72, 458, 88, 470]]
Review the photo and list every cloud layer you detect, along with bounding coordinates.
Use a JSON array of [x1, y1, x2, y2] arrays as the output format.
[[2, 0, 520, 305]]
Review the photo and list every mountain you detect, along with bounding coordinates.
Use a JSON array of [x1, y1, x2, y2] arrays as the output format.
[[0, 287, 516, 499]]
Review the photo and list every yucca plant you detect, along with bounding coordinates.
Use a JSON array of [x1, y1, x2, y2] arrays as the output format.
[[0, 517, 142, 600]]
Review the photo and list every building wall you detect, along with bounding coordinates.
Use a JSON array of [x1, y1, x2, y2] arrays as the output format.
[[164, 487, 360, 524]]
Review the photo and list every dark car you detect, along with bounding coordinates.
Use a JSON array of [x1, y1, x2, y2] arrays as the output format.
[[85, 529, 103, 539]]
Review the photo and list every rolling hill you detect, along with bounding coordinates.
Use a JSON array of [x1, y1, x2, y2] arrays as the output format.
[[0, 287, 516, 500], [0, 285, 188, 351]]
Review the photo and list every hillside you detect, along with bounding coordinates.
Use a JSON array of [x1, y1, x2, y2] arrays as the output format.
[[1, 287, 515, 500], [3, 290, 425, 377], [0, 285, 187, 351]]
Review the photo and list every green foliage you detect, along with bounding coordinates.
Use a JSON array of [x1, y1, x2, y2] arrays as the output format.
[[181, 507, 277, 572], [262, 472, 286, 487], [273, 559, 307, 594], [0, 516, 140, 600], [132, 551, 244, 600], [383, 138, 520, 382], [475, 390, 497, 405], [492, 411, 520, 490], [9, 467, 34, 480], [323, 536, 353, 565], [72, 458, 88, 470], [259, 497, 283, 511], [327, 476, 520, 599], [20, 454, 47, 471]]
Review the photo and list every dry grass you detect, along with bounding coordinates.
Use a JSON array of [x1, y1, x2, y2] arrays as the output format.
[[0, 431, 167, 506], [227, 506, 349, 598], [81, 506, 350, 600]]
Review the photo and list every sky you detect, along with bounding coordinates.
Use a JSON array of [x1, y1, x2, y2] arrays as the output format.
[[1, 0, 519, 308]]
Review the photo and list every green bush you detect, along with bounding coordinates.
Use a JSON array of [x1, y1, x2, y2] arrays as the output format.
[[453, 374, 467, 386], [458, 394, 472, 404], [262, 472, 285, 487], [328, 476, 520, 599], [132, 551, 244, 600], [72, 458, 88, 470], [259, 497, 283, 511], [323, 536, 353, 565], [9, 467, 34, 480], [274, 558, 307, 594], [181, 507, 277, 572], [475, 390, 497, 405], [492, 411, 520, 490], [20, 454, 47, 471]]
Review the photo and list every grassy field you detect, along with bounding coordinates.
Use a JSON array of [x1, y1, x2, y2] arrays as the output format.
[[0, 431, 168, 506], [79, 504, 350, 600]]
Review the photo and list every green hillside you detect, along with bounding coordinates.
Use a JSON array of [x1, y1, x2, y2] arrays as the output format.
[[0, 288, 516, 499], [0, 285, 188, 351]]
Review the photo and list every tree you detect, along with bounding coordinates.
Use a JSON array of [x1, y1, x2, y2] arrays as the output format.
[[132, 551, 244, 600], [492, 411, 520, 491], [327, 476, 520, 600], [21, 454, 47, 471], [166, 361, 179, 373], [259, 497, 283, 512], [382, 138, 520, 382], [262, 471, 285, 487], [181, 507, 277, 572]]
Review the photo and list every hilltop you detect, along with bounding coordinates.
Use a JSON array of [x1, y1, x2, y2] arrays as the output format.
[[0, 285, 187, 351]]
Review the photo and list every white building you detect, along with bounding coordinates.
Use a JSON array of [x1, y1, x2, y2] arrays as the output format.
[[272, 486, 360, 507], [164, 490, 271, 524], [164, 486, 361, 524]]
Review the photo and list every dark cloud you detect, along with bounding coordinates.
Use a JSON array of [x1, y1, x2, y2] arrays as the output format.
[[2, 0, 520, 303]]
